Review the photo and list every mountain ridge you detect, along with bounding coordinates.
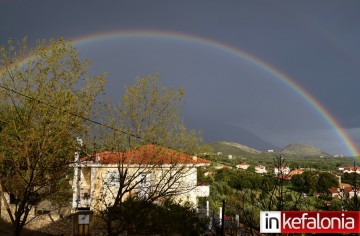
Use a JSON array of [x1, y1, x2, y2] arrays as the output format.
[[281, 144, 330, 156], [209, 141, 330, 157], [219, 141, 262, 154]]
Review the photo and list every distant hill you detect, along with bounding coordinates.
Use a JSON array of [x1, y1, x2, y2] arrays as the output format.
[[209, 141, 330, 157], [185, 119, 279, 151], [281, 144, 329, 156], [206, 141, 353, 171], [221, 141, 262, 154], [209, 141, 262, 158]]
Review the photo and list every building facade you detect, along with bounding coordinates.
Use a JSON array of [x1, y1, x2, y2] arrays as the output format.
[[71, 145, 210, 212]]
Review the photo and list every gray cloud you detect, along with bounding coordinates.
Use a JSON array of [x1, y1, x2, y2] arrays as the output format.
[[1, 0, 360, 155]]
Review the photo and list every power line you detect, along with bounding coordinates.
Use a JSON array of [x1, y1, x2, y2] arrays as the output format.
[[0, 84, 148, 142], [0, 84, 301, 172], [0, 84, 204, 155]]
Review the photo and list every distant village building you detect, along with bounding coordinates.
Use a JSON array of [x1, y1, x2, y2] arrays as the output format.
[[274, 166, 290, 176], [214, 164, 232, 170], [329, 183, 360, 199], [278, 169, 304, 180], [204, 171, 216, 177], [236, 163, 250, 170], [338, 166, 360, 174], [328, 175, 359, 200], [287, 169, 304, 179], [221, 165, 233, 170], [255, 165, 267, 174], [267, 150, 274, 153]]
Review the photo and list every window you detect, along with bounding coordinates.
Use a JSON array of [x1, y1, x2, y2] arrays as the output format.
[[107, 170, 120, 186], [9, 193, 18, 204], [36, 209, 51, 215], [137, 172, 151, 199]]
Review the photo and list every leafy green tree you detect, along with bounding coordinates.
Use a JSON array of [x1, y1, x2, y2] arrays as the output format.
[[340, 171, 360, 210], [291, 170, 318, 194], [254, 155, 306, 211], [214, 168, 233, 183], [92, 75, 205, 235], [290, 174, 305, 188], [342, 172, 360, 186], [328, 198, 342, 211], [0, 38, 105, 236], [343, 196, 360, 211], [317, 172, 339, 193], [247, 165, 255, 172], [116, 198, 206, 235], [228, 171, 261, 190]]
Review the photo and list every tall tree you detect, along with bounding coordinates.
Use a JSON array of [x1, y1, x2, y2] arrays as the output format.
[[317, 172, 339, 193], [0, 38, 105, 236], [99, 75, 202, 152], [92, 75, 206, 235], [254, 155, 306, 211]]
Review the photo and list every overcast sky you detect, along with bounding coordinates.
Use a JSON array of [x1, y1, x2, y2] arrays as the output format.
[[1, 0, 360, 156]]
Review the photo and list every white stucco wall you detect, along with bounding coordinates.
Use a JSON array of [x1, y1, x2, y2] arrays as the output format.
[[76, 165, 202, 211]]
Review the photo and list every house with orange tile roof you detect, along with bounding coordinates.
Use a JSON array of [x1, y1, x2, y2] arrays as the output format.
[[328, 187, 340, 198], [71, 145, 210, 212], [236, 163, 250, 170], [278, 169, 304, 180], [329, 182, 360, 199], [288, 169, 304, 179], [255, 165, 267, 174], [274, 166, 290, 176]]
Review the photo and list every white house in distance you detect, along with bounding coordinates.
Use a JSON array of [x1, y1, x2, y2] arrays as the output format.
[[255, 165, 267, 174], [236, 163, 250, 170], [71, 145, 210, 212], [328, 182, 360, 199], [338, 166, 360, 174], [274, 166, 290, 176]]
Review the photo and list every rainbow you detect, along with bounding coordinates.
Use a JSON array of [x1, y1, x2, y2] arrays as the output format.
[[1, 30, 359, 157]]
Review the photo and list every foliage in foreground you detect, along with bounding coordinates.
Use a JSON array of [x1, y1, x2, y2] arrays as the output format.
[[201, 154, 358, 233], [102, 198, 207, 235], [90, 75, 207, 236], [0, 37, 105, 236]]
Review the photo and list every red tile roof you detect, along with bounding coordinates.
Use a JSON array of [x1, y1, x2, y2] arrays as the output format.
[[236, 163, 249, 166], [83, 145, 210, 165], [328, 187, 339, 194], [288, 169, 304, 176], [278, 169, 304, 180]]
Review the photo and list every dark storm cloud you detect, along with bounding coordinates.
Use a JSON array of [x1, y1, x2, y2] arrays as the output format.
[[1, 0, 360, 155]]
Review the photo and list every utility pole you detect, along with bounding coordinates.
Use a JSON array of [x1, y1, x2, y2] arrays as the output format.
[[221, 199, 225, 236], [206, 200, 211, 230], [354, 161, 358, 210]]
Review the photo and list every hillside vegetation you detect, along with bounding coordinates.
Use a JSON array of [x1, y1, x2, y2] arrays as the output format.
[[209, 141, 261, 157], [281, 144, 329, 157], [206, 141, 354, 172]]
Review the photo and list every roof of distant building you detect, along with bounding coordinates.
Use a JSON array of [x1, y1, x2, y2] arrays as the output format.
[[236, 163, 249, 166]]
